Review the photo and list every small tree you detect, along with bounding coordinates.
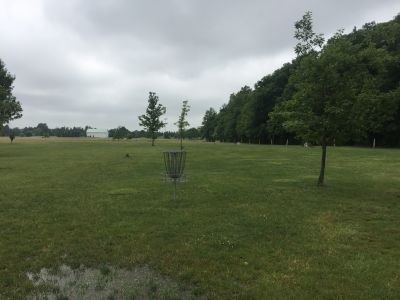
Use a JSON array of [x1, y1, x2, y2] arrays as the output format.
[[175, 100, 190, 150], [269, 13, 368, 186], [138, 92, 166, 146]]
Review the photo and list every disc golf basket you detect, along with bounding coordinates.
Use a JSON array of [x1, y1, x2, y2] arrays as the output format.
[[163, 150, 186, 200]]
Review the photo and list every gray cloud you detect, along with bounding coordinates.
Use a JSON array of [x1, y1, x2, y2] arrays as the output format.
[[1, 0, 399, 130]]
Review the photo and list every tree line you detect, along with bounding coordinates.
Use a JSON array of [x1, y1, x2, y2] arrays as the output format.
[[1, 123, 201, 140], [201, 13, 400, 149], [108, 126, 201, 140], [0, 123, 87, 137]]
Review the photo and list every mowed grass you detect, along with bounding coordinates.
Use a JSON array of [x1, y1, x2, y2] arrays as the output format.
[[0, 137, 399, 299]]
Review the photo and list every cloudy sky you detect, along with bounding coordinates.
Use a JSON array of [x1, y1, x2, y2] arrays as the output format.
[[1, 0, 399, 130]]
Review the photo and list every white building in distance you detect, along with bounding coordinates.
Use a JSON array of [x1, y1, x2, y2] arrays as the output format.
[[86, 128, 108, 138]]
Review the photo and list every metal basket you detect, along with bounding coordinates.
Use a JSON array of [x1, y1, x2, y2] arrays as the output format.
[[163, 150, 186, 200]]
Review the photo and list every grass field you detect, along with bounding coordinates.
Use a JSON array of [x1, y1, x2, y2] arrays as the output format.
[[0, 137, 399, 299]]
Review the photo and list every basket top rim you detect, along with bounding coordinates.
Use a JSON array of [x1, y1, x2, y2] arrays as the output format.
[[163, 150, 186, 153]]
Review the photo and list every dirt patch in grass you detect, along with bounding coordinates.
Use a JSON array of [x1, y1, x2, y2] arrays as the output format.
[[27, 265, 202, 299]]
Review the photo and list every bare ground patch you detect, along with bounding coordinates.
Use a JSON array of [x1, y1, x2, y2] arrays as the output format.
[[27, 265, 203, 299]]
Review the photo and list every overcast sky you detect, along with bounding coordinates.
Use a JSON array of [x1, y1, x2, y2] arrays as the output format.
[[1, 0, 399, 130]]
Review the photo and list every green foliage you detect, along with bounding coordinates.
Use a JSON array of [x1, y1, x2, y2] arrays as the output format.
[[52, 126, 86, 137], [294, 11, 325, 56], [138, 92, 167, 146], [271, 37, 366, 145], [36, 123, 50, 137], [201, 108, 217, 141], [236, 97, 257, 142], [6, 124, 87, 137], [0, 59, 22, 129], [213, 86, 252, 142], [185, 127, 201, 139], [109, 126, 130, 139], [346, 16, 400, 146], [201, 62, 297, 144], [175, 100, 190, 149]]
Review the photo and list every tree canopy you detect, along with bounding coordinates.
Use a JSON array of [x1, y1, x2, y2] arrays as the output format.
[[109, 126, 131, 139], [0, 59, 22, 129]]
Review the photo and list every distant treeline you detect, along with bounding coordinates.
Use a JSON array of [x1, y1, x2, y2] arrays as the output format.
[[1, 123, 201, 140], [201, 15, 400, 147], [1, 123, 87, 137], [108, 126, 201, 140]]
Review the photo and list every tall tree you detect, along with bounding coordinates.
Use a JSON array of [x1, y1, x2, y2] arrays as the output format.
[[0, 59, 22, 130], [213, 86, 252, 142], [138, 92, 166, 146], [175, 100, 190, 150], [201, 108, 218, 142], [236, 97, 257, 143]]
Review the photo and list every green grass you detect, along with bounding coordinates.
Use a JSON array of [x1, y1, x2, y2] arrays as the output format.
[[1, 137, 399, 299]]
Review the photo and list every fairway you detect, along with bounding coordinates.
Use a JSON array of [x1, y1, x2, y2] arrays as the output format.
[[1, 138, 399, 298]]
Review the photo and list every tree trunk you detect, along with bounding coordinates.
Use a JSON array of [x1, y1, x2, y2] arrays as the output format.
[[151, 138, 155, 146], [180, 137, 183, 150], [318, 143, 327, 186], [373, 137, 376, 148]]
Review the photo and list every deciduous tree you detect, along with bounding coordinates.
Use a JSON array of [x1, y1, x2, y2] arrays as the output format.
[[270, 14, 369, 186], [175, 100, 190, 150], [138, 92, 166, 146]]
